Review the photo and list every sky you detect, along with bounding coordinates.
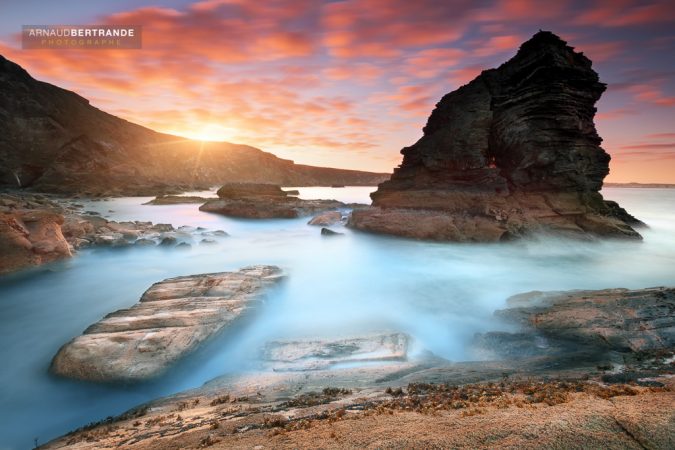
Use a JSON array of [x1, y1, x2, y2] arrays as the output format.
[[1, 0, 674, 183]]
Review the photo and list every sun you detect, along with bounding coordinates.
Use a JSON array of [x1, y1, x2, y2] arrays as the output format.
[[172, 123, 237, 142]]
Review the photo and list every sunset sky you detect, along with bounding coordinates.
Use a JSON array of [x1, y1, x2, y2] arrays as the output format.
[[1, 0, 674, 182]]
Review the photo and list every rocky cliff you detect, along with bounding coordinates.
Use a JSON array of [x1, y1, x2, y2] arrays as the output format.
[[350, 31, 644, 241], [0, 55, 388, 195]]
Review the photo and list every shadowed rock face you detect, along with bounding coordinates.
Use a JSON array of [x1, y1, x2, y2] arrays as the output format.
[[0, 56, 388, 195], [351, 31, 644, 241], [50, 266, 283, 382]]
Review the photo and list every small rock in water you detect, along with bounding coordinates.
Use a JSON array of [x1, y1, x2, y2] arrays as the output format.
[[308, 211, 342, 226], [134, 238, 156, 247], [176, 242, 192, 250], [200, 238, 217, 245], [152, 223, 174, 232], [321, 227, 343, 236], [159, 236, 177, 247]]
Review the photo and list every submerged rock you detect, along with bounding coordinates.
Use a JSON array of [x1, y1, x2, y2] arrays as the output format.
[[159, 236, 177, 247], [200, 183, 346, 219], [50, 265, 283, 382], [350, 31, 643, 242], [261, 332, 410, 371], [320, 227, 343, 236], [308, 211, 342, 226]]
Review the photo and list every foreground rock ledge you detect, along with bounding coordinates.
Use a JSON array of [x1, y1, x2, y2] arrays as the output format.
[[350, 31, 644, 242], [497, 287, 675, 352], [50, 265, 283, 382], [44, 285, 674, 448]]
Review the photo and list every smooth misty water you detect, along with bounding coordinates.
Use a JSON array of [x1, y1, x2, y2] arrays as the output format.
[[1, 187, 674, 449]]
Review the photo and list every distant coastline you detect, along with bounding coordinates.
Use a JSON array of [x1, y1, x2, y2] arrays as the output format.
[[604, 182, 675, 189]]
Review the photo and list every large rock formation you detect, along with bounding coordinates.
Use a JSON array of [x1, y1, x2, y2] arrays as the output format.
[[350, 31, 644, 241], [199, 183, 346, 219], [0, 55, 388, 195], [50, 266, 283, 382]]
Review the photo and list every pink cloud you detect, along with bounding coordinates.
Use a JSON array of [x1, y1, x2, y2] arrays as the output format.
[[321, 0, 472, 58], [575, 0, 675, 27], [405, 48, 466, 79]]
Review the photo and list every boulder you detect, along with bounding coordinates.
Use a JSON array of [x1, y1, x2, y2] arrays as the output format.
[[308, 211, 342, 226], [0, 210, 71, 274], [159, 236, 177, 247], [50, 265, 284, 382], [349, 32, 643, 241]]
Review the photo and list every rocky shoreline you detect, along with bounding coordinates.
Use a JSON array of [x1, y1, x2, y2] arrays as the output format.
[[0, 191, 231, 274], [41, 285, 674, 449]]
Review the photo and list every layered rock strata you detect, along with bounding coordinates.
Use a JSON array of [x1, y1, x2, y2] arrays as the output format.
[[350, 32, 644, 241], [50, 265, 283, 382]]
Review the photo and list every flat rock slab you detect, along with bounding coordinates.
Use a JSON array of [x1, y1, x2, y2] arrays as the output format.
[[51, 265, 283, 382], [497, 287, 675, 352], [200, 198, 345, 219], [261, 332, 410, 371]]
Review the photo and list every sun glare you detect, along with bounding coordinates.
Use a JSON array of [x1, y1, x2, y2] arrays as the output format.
[[172, 123, 237, 142]]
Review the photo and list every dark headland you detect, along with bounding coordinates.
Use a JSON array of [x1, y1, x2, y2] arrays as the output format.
[[0, 54, 389, 196]]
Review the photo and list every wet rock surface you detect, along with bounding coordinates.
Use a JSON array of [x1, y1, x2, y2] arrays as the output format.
[[144, 195, 215, 205], [308, 211, 343, 226], [50, 266, 284, 382], [350, 32, 643, 241], [261, 333, 410, 371], [0, 191, 231, 273], [494, 287, 675, 353], [43, 284, 675, 448], [200, 183, 346, 219], [0, 208, 71, 274]]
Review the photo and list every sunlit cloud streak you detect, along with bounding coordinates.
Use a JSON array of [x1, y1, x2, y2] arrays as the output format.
[[0, 0, 673, 182]]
